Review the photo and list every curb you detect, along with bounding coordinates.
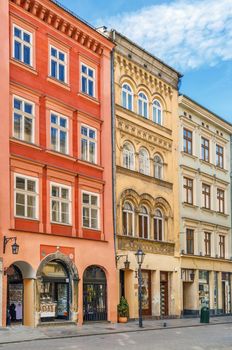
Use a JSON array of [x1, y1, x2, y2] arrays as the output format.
[[0, 321, 232, 345]]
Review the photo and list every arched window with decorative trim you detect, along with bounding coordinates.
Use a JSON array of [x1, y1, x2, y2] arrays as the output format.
[[139, 206, 149, 239], [122, 201, 134, 236], [152, 99, 163, 125], [138, 92, 148, 118], [122, 142, 135, 170], [154, 154, 163, 179], [122, 83, 133, 111], [154, 209, 163, 241], [139, 148, 150, 175]]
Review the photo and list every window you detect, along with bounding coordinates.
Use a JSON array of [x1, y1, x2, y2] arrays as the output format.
[[123, 202, 134, 236], [154, 209, 163, 241], [13, 25, 32, 66], [216, 144, 224, 168], [81, 64, 95, 97], [183, 128, 192, 154], [202, 183, 211, 209], [138, 92, 148, 118], [217, 189, 225, 213], [139, 206, 149, 239], [14, 175, 38, 219], [154, 155, 163, 179], [186, 229, 194, 254], [82, 192, 100, 230], [183, 177, 193, 204], [13, 96, 34, 143], [51, 184, 71, 224], [152, 100, 162, 125], [122, 142, 135, 170], [122, 84, 133, 111], [50, 46, 67, 83], [201, 137, 209, 162], [219, 235, 225, 258], [204, 232, 211, 256], [139, 148, 150, 175], [81, 125, 97, 164], [50, 113, 68, 154]]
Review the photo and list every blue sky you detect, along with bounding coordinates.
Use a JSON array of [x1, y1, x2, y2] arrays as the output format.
[[58, 0, 232, 122]]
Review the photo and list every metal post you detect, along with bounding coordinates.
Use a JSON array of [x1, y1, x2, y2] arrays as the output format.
[[138, 264, 143, 328]]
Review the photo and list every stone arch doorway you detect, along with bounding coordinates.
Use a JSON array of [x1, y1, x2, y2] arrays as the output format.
[[6, 261, 36, 326], [83, 266, 107, 322], [36, 252, 79, 324]]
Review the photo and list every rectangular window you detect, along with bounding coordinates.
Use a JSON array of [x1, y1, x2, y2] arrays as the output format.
[[50, 113, 68, 154], [204, 232, 211, 256], [216, 144, 224, 168], [201, 137, 209, 162], [81, 125, 97, 163], [50, 46, 67, 83], [13, 25, 32, 66], [51, 184, 71, 224], [81, 64, 95, 97], [82, 192, 100, 230], [183, 128, 192, 154], [13, 96, 34, 143], [219, 235, 225, 258], [183, 177, 193, 204], [217, 188, 225, 213], [186, 229, 194, 254], [202, 183, 211, 209], [14, 175, 38, 219]]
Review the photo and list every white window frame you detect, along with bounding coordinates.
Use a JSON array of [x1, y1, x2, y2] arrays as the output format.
[[122, 83, 133, 111], [81, 63, 96, 97], [139, 206, 149, 239], [122, 142, 135, 170], [154, 154, 163, 179], [13, 95, 35, 143], [80, 124, 97, 164], [49, 45, 67, 83], [82, 191, 100, 230], [14, 173, 39, 220], [138, 92, 148, 118], [13, 24, 33, 66], [50, 182, 72, 225], [50, 112, 69, 154], [122, 201, 134, 236], [152, 99, 163, 125], [154, 209, 164, 241], [139, 148, 150, 175]]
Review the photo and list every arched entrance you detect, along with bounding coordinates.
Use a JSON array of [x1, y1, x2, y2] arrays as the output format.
[[83, 266, 107, 321], [7, 265, 23, 324]]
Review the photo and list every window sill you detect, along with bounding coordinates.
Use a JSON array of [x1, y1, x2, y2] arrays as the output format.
[[78, 92, 100, 105], [47, 76, 70, 91], [215, 166, 227, 173], [78, 159, 104, 171], [10, 137, 42, 150], [10, 58, 38, 75], [14, 216, 39, 222], [181, 151, 197, 160], [45, 149, 76, 161], [182, 202, 198, 209], [216, 211, 229, 217], [199, 159, 214, 167], [201, 207, 213, 214], [82, 226, 100, 231], [51, 221, 72, 227]]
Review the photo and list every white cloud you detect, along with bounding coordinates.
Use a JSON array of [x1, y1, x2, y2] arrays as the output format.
[[96, 0, 232, 71]]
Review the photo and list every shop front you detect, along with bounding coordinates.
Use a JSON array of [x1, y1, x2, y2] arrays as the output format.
[[221, 272, 231, 314], [199, 270, 209, 310], [7, 265, 23, 324]]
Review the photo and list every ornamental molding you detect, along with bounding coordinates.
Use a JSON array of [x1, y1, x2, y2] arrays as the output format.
[[10, 0, 107, 55], [115, 54, 174, 99], [117, 235, 175, 256], [117, 116, 172, 151]]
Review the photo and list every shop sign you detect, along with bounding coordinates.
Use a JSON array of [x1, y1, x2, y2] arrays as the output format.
[[40, 303, 56, 318]]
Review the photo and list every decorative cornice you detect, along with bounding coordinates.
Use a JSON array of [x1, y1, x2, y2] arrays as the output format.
[[117, 115, 172, 151], [10, 0, 109, 55]]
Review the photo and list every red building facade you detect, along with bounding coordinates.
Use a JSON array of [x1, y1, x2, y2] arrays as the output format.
[[0, 0, 117, 326]]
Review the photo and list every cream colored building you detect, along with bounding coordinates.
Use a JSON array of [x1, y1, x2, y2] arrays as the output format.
[[179, 95, 232, 316], [109, 30, 182, 319]]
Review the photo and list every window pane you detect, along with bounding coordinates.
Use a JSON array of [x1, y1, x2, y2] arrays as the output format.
[[61, 188, 69, 199], [24, 46, 31, 65], [51, 47, 57, 57], [59, 52, 65, 61], [61, 202, 69, 223], [128, 95, 132, 110], [27, 195, 36, 218], [82, 65, 87, 74], [83, 207, 89, 227], [52, 200, 59, 222], [89, 129, 95, 139], [88, 68, 94, 78], [88, 80, 94, 97], [81, 139, 88, 160], [14, 41, 21, 60], [14, 99, 21, 110], [89, 142, 95, 163], [27, 180, 35, 192], [24, 117, 33, 142], [60, 130, 67, 154], [24, 103, 32, 114], [51, 127, 58, 150], [59, 64, 65, 82], [23, 32, 31, 43], [14, 113, 22, 139], [128, 213, 133, 236], [122, 91, 127, 108], [91, 208, 98, 228], [51, 60, 57, 78], [52, 186, 59, 197], [81, 126, 87, 136], [91, 195, 98, 206], [16, 177, 25, 190], [51, 114, 57, 124], [83, 193, 89, 204], [82, 76, 87, 93], [60, 118, 67, 128], [16, 193, 25, 205], [14, 27, 21, 38]]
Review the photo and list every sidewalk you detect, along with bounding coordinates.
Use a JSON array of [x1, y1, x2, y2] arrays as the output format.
[[1, 316, 232, 345]]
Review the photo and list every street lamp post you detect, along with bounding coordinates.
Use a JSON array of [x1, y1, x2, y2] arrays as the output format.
[[135, 248, 145, 328]]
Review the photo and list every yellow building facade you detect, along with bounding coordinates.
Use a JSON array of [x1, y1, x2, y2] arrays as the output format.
[[110, 31, 182, 318]]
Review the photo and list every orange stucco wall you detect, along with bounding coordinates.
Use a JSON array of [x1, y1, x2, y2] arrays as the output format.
[[1, 0, 117, 326]]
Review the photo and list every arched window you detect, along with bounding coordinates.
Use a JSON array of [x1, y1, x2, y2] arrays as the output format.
[[123, 202, 134, 236], [139, 148, 150, 175], [138, 92, 148, 118], [152, 100, 163, 125], [154, 154, 163, 179], [154, 209, 163, 241], [122, 83, 133, 111], [123, 142, 135, 170], [139, 206, 149, 239]]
